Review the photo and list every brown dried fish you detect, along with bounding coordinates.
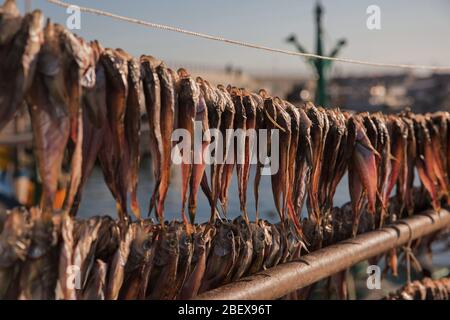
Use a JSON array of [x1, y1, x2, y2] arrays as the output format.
[[141, 55, 163, 221], [1, 4, 43, 130], [101, 48, 130, 220], [156, 63, 176, 219], [18, 208, 57, 300], [0, 208, 31, 299]]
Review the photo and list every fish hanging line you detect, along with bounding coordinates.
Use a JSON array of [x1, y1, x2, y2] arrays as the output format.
[[46, 0, 450, 72]]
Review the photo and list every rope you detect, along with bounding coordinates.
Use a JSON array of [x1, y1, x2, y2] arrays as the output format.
[[47, 0, 450, 72]]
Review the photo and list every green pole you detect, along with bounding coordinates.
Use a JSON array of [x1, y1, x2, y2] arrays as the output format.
[[314, 2, 326, 106], [285, 1, 347, 107]]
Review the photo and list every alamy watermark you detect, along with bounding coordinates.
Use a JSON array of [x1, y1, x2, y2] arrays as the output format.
[[66, 5, 81, 30], [366, 5, 381, 30], [366, 265, 381, 290], [171, 122, 280, 176]]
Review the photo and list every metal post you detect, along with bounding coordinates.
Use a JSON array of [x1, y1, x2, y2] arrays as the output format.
[[286, 1, 347, 107], [314, 2, 326, 106], [195, 209, 450, 300]]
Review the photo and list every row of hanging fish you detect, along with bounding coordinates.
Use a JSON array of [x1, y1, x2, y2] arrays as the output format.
[[0, 190, 433, 300], [1, 0, 450, 300], [385, 277, 450, 300], [2, 1, 450, 239], [0, 206, 303, 299]]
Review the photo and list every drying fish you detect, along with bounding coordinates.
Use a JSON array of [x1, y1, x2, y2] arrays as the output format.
[[231, 216, 253, 280], [215, 86, 235, 219], [106, 223, 134, 300], [386, 116, 408, 216], [319, 109, 346, 215], [180, 225, 214, 299], [141, 55, 163, 221], [0, 3, 43, 131], [0, 208, 30, 299], [197, 78, 223, 219], [263, 222, 281, 269], [426, 114, 448, 200], [148, 224, 179, 299], [370, 113, 391, 227], [174, 69, 198, 227], [412, 115, 440, 211], [116, 49, 143, 219], [18, 208, 57, 300], [199, 221, 236, 293], [81, 259, 107, 300], [172, 224, 194, 299], [246, 221, 267, 275], [293, 107, 313, 217], [305, 104, 329, 241], [119, 223, 158, 300], [71, 41, 107, 216], [56, 215, 75, 300], [72, 217, 103, 296], [28, 21, 87, 215], [101, 48, 130, 220], [240, 90, 257, 219], [188, 81, 210, 225], [220, 88, 246, 219], [348, 116, 378, 236], [401, 113, 417, 215], [283, 101, 300, 219], [0, 0, 22, 46], [250, 92, 265, 220], [156, 63, 176, 219]]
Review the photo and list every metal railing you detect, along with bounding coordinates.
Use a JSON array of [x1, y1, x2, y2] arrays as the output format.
[[196, 209, 450, 300]]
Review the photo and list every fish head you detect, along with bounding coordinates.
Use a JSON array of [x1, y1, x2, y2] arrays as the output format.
[[233, 216, 252, 241], [0, 0, 21, 44], [177, 225, 193, 260], [155, 226, 179, 266], [250, 223, 265, 254], [101, 49, 128, 91], [212, 222, 236, 257]]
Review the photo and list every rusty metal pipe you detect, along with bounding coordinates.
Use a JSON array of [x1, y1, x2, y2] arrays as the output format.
[[196, 209, 450, 300]]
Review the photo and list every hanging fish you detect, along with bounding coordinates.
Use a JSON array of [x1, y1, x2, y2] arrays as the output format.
[[148, 224, 180, 299], [71, 41, 107, 216], [119, 222, 158, 300], [241, 90, 257, 220], [188, 79, 210, 225], [199, 221, 237, 293], [197, 78, 223, 220], [0, 3, 43, 131], [156, 63, 176, 219], [27, 21, 86, 215], [18, 208, 58, 300], [141, 55, 164, 221], [220, 87, 246, 218], [0, 208, 31, 299], [117, 49, 143, 220], [250, 92, 265, 221], [348, 116, 378, 236], [106, 222, 135, 300], [179, 225, 214, 299], [292, 106, 312, 218], [175, 68, 198, 228], [215, 86, 235, 219], [99, 49, 130, 221]]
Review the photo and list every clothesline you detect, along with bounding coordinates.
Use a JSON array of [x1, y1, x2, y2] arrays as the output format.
[[46, 0, 450, 72]]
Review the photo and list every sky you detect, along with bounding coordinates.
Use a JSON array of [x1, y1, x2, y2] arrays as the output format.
[[23, 0, 450, 77]]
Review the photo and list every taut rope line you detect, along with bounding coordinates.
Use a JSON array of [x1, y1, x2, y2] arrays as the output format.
[[47, 0, 450, 71]]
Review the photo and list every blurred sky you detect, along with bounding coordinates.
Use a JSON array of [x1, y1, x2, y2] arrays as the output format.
[[25, 0, 450, 77]]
